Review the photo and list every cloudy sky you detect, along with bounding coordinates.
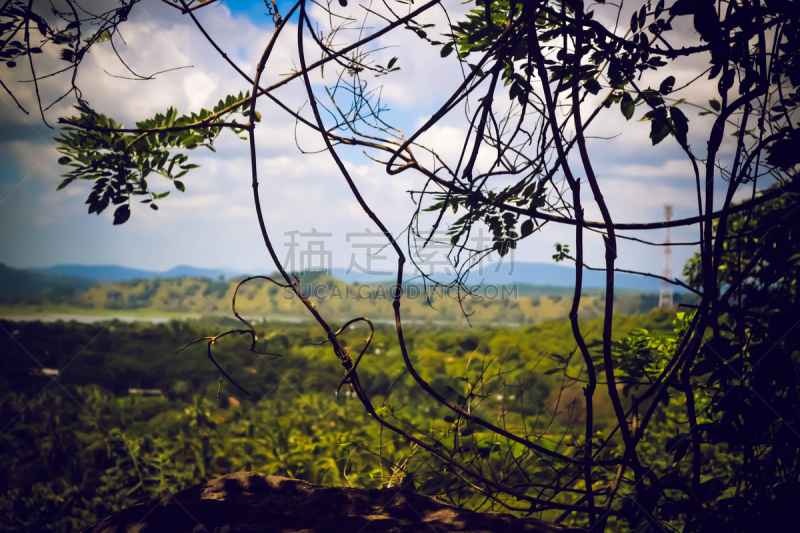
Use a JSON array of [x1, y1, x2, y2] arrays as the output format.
[[0, 0, 756, 286]]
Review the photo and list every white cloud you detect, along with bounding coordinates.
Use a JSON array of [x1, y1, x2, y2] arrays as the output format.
[[0, 0, 772, 281], [607, 159, 697, 181]]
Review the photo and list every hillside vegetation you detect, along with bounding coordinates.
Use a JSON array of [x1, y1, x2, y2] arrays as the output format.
[[1, 311, 678, 531], [0, 267, 691, 325]]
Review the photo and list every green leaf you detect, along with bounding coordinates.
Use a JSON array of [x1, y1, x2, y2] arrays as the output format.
[[174, 180, 185, 192], [150, 203, 159, 210], [94, 30, 112, 43], [666, 433, 688, 452], [766, 131, 800, 169], [521, 219, 534, 237], [672, 439, 690, 463], [638, 5, 647, 31], [417, 476, 457, 495], [650, 113, 671, 145], [659, 76, 676, 95], [694, 4, 721, 42], [440, 43, 454, 58], [620, 92, 635, 120], [387, 57, 397, 69], [57, 156, 71, 165], [655, 0, 665, 19], [709, 99, 721, 112], [669, 107, 689, 145], [113, 204, 130, 225], [640, 89, 664, 107], [584, 79, 601, 95]]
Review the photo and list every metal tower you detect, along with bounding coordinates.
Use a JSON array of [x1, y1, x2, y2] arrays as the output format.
[[659, 205, 674, 308]]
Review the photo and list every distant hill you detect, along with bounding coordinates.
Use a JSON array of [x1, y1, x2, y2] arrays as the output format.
[[29, 264, 235, 281], [0, 263, 695, 325], [22, 262, 684, 292], [333, 262, 682, 293], [0, 263, 96, 304], [7, 261, 688, 303]]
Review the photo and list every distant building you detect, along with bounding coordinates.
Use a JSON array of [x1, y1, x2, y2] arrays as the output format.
[[29, 367, 59, 377], [128, 388, 163, 396]]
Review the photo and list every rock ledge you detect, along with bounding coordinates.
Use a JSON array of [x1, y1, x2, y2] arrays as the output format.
[[84, 472, 582, 533]]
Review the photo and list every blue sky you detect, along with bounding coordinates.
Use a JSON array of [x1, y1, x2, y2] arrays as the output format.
[[0, 0, 753, 284], [225, 0, 298, 19]]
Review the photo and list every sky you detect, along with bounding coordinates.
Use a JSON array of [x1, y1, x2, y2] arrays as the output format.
[[0, 0, 758, 287]]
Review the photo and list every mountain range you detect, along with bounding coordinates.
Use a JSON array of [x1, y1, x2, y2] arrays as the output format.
[[29, 264, 235, 282], [21, 262, 682, 293], [0, 262, 695, 323]]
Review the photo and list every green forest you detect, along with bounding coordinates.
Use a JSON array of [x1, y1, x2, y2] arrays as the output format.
[[1, 311, 678, 531]]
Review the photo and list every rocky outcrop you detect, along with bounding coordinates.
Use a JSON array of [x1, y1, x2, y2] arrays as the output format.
[[83, 472, 583, 533]]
